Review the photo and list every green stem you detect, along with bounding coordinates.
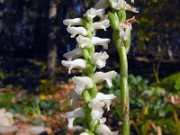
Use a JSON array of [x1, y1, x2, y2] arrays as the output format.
[[117, 43, 129, 135]]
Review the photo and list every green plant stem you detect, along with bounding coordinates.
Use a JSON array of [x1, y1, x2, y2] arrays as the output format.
[[117, 43, 129, 135]]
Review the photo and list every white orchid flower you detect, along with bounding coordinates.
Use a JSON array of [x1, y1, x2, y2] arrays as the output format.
[[70, 91, 79, 107], [111, 0, 125, 10], [86, 8, 105, 19], [96, 124, 119, 135], [61, 107, 85, 129], [91, 52, 109, 68], [119, 22, 132, 41], [95, 0, 109, 9], [63, 18, 82, 27], [67, 27, 87, 38], [94, 71, 117, 87], [91, 107, 104, 120], [92, 37, 110, 49], [76, 35, 92, 48], [89, 92, 116, 111], [72, 76, 93, 95], [125, 3, 139, 13], [61, 59, 86, 74], [91, 19, 110, 32], [63, 48, 82, 60]]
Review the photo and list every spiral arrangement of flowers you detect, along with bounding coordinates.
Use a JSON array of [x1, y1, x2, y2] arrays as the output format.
[[61, 0, 138, 134]]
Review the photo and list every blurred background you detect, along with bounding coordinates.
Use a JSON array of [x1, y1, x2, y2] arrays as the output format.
[[0, 0, 179, 134]]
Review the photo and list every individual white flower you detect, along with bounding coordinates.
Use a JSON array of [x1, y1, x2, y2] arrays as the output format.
[[63, 48, 82, 60], [67, 27, 87, 38], [92, 37, 110, 49], [61, 59, 86, 74], [89, 92, 116, 111], [111, 0, 125, 10], [61, 108, 85, 129], [63, 18, 82, 27], [91, 19, 110, 31], [91, 107, 104, 120], [70, 91, 79, 107], [91, 52, 109, 68], [76, 35, 92, 48], [119, 22, 132, 41], [95, 0, 109, 9], [125, 3, 139, 13], [94, 71, 118, 87], [72, 76, 93, 95], [95, 124, 118, 135], [86, 8, 105, 19]]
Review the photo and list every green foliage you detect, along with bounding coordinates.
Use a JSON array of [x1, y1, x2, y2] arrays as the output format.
[[151, 72, 180, 93], [9, 95, 59, 116], [0, 69, 6, 80], [0, 91, 15, 108], [104, 74, 179, 135]]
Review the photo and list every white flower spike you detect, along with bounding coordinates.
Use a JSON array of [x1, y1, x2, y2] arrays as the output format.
[[96, 124, 119, 135], [91, 52, 109, 69], [94, 71, 118, 87], [63, 18, 82, 27], [91, 19, 110, 32], [67, 27, 87, 38], [61, 59, 86, 74], [63, 48, 82, 60], [72, 76, 93, 95], [61, 108, 85, 129]]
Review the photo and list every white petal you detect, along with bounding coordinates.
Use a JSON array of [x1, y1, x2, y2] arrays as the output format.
[[95, 0, 109, 9], [111, 0, 125, 10], [92, 37, 110, 49], [91, 52, 109, 68], [91, 108, 104, 120], [61, 108, 85, 129], [125, 3, 139, 13], [96, 124, 118, 135], [100, 117, 106, 124], [67, 27, 87, 38], [63, 48, 82, 60], [76, 35, 92, 48], [91, 19, 110, 32], [89, 99, 105, 109], [63, 18, 82, 27], [72, 76, 93, 95], [61, 59, 86, 74], [94, 71, 118, 87], [86, 8, 105, 19]]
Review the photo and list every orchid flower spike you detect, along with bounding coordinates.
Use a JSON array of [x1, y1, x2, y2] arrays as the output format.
[[61, 108, 85, 129], [91, 51, 109, 69], [96, 124, 119, 135], [94, 71, 118, 87], [61, 59, 86, 74], [72, 76, 93, 95], [63, 18, 82, 27], [63, 48, 82, 60], [67, 27, 87, 38]]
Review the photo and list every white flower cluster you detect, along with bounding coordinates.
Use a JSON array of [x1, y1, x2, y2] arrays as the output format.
[[61, 6, 118, 135]]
